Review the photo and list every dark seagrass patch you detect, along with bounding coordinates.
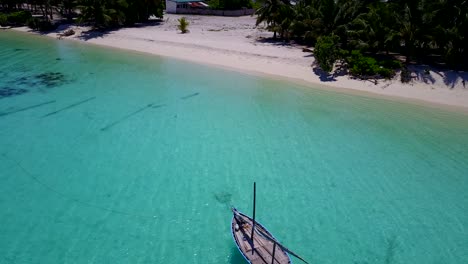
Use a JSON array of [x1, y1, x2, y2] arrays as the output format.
[[0, 86, 28, 99]]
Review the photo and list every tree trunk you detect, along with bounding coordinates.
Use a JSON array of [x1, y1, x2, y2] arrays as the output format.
[[40, 5, 46, 18], [405, 39, 414, 64]]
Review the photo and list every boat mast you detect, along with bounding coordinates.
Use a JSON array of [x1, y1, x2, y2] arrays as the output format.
[[251, 182, 256, 255], [271, 242, 277, 264]]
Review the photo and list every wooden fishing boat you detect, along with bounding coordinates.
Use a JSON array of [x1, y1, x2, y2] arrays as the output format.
[[231, 207, 291, 264], [231, 183, 309, 264]]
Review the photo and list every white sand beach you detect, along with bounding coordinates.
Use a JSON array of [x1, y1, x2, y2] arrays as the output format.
[[11, 14, 468, 110]]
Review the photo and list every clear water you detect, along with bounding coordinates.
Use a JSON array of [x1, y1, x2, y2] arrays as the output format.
[[1, 30, 467, 264]]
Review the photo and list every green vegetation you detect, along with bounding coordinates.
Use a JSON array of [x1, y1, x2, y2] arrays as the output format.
[[177, 17, 189, 34], [0, 10, 55, 30], [0, 13, 7, 26], [27, 17, 56, 31], [255, 0, 282, 38], [6, 10, 31, 25], [314, 35, 339, 73], [345, 50, 395, 79], [255, 0, 468, 72], [0, 10, 33, 27], [76, 0, 163, 28], [0, 2, 57, 26], [0, 0, 163, 30], [314, 40, 398, 79]]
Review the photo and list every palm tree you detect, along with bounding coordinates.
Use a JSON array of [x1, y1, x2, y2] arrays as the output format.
[[386, 0, 427, 63], [276, 4, 295, 39], [255, 0, 290, 38], [348, 2, 395, 54], [77, 0, 127, 28], [426, 0, 468, 66], [292, 0, 364, 45]]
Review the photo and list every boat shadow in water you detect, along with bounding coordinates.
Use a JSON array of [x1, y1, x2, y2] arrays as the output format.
[[230, 246, 248, 264]]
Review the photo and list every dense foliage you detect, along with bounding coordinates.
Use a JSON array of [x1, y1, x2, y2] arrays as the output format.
[[77, 0, 163, 28], [0, 13, 6, 25], [345, 50, 397, 78], [255, 0, 468, 70], [0, 0, 163, 29], [314, 35, 339, 72]]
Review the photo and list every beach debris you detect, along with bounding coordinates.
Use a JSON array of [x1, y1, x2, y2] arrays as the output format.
[[302, 48, 313, 53], [180, 92, 199, 100], [0, 100, 56, 117], [207, 28, 224, 32], [100, 103, 164, 131], [42, 96, 96, 117], [57, 29, 75, 39]]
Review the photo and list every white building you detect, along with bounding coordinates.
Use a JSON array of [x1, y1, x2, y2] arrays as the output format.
[[165, 0, 209, 14]]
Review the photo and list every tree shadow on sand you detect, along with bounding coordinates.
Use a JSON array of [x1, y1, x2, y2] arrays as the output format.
[[410, 66, 436, 85], [413, 52, 468, 89], [36, 23, 74, 35], [23, 22, 111, 41], [312, 63, 348, 82], [437, 70, 468, 89], [255, 37, 294, 47], [78, 29, 115, 41], [76, 19, 163, 41], [131, 19, 164, 28], [408, 65, 467, 89]]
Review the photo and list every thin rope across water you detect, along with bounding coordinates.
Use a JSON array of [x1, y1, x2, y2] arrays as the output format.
[[2, 153, 158, 220]]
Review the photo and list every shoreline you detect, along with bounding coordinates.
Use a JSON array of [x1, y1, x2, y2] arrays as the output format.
[[6, 15, 468, 113]]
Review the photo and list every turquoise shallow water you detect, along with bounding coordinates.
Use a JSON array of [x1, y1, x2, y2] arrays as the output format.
[[0, 30, 468, 264]]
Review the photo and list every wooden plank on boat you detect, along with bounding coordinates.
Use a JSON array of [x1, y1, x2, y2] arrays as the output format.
[[231, 209, 291, 264], [230, 183, 309, 264]]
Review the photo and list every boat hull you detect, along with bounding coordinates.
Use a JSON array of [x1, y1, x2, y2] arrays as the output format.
[[231, 208, 291, 264]]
